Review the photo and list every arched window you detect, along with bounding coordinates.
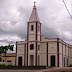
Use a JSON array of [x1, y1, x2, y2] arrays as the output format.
[[30, 44, 34, 50], [31, 25, 34, 31]]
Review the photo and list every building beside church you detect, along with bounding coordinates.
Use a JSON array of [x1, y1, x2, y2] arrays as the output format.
[[0, 53, 16, 65], [16, 4, 72, 67]]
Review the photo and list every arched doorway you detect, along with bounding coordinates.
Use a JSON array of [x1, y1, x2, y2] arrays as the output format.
[[30, 55, 34, 66], [18, 57, 22, 66], [51, 56, 55, 66]]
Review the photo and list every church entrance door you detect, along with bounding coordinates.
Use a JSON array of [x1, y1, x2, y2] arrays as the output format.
[[30, 55, 34, 66], [18, 57, 22, 66], [51, 56, 55, 66]]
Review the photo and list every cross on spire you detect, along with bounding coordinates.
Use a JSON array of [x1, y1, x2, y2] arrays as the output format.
[[29, 1, 40, 22], [34, 1, 36, 7]]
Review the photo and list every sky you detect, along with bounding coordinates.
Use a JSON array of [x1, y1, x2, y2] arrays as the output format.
[[0, 0, 72, 53]]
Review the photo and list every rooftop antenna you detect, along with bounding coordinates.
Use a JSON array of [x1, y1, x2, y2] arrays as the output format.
[[63, 0, 72, 19]]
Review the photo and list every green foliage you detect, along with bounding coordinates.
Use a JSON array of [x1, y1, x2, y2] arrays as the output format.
[[0, 64, 13, 66], [0, 64, 6, 66], [8, 45, 14, 51], [0, 45, 14, 61], [0, 46, 5, 54], [0, 57, 2, 61], [69, 64, 72, 67], [0, 45, 14, 54], [8, 64, 13, 66]]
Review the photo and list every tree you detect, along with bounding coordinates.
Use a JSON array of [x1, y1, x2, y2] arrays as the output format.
[[0, 57, 2, 61], [0, 45, 14, 54], [0, 46, 5, 54], [2, 45, 13, 55], [0, 45, 14, 61]]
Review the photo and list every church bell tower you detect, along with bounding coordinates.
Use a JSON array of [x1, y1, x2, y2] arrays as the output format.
[[27, 2, 41, 66]]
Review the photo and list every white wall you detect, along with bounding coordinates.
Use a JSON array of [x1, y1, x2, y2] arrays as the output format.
[[0, 62, 15, 66]]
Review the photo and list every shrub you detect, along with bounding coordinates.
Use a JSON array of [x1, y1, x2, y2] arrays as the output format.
[[0, 64, 6, 66], [69, 64, 72, 67], [8, 64, 13, 66]]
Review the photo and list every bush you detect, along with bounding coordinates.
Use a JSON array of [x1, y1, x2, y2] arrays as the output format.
[[8, 64, 13, 66], [0, 64, 6, 66], [69, 64, 72, 67]]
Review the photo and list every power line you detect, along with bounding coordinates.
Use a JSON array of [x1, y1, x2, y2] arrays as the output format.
[[62, 0, 72, 19]]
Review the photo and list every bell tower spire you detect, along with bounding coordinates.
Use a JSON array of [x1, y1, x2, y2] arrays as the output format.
[[28, 2, 40, 23]]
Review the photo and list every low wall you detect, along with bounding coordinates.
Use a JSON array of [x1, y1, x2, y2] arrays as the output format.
[[0, 62, 15, 66]]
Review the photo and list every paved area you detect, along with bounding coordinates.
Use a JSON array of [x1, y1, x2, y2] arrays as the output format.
[[36, 67, 72, 72], [0, 70, 35, 72], [0, 67, 72, 72]]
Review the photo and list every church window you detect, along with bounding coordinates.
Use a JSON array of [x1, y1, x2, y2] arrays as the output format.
[[64, 57, 65, 67], [38, 45, 40, 50], [30, 44, 34, 50], [38, 55, 40, 66], [38, 25, 39, 31], [67, 58, 68, 67], [31, 25, 34, 31]]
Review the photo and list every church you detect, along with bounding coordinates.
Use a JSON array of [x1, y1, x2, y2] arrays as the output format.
[[16, 3, 72, 67]]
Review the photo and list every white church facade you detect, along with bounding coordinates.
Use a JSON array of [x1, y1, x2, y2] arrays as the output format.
[[16, 4, 72, 67]]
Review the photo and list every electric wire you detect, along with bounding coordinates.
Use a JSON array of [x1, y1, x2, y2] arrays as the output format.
[[63, 0, 72, 19]]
